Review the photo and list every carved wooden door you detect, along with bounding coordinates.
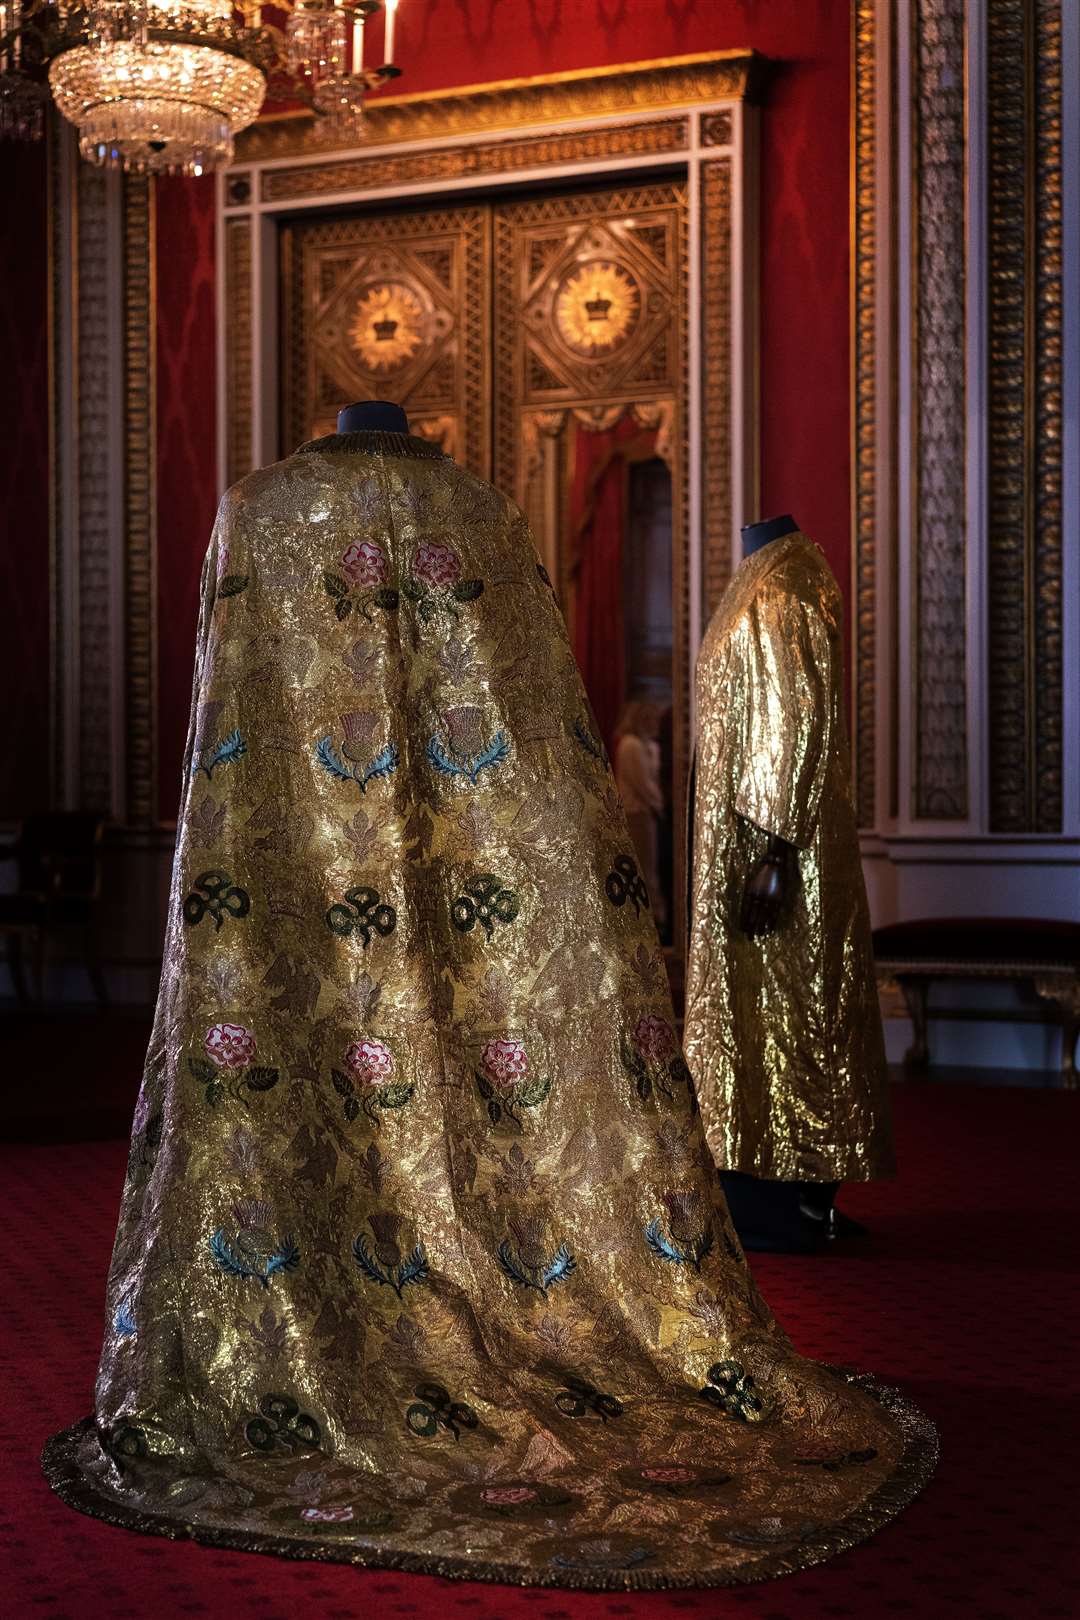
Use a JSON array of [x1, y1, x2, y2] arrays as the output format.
[[280, 202, 491, 474], [493, 181, 688, 947]]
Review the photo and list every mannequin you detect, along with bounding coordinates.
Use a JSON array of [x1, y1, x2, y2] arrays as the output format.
[[685, 512, 895, 1252], [337, 398, 409, 434], [738, 516, 800, 941], [42, 433, 933, 1584]]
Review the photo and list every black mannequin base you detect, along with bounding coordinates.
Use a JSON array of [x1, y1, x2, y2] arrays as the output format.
[[337, 399, 409, 434], [741, 513, 798, 556], [721, 1172, 824, 1254], [721, 1173, 869, 1253]]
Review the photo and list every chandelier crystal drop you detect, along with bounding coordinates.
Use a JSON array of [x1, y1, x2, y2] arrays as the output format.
[[49, 37, 266, 174], [0, 0, 404, 171]]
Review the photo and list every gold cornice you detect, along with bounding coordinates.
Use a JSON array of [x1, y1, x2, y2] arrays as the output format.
[[235, 50, 760, 162]]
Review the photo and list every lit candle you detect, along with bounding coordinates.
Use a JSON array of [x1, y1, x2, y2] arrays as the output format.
[[384, 0, 397, 65], [352, 14, 364, 74]]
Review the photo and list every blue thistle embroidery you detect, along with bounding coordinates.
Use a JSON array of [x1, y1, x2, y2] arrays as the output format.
[[316, 735, 399, 795], [209, 1227, 300, 1288], [573, 716, 607, 764], [426, 730, 509, 786], [352, 1232, 429, 1299], [644, 1216, 714, 1273], [113, 1299, 137, 1338], [192, 728, 246, 781], [496, 1238, 576, 1298]]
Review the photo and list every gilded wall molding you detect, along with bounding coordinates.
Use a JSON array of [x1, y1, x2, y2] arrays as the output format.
[[47, 111, 71, 808], [987, 0, 1063, 833], [700, 110, 734, 148], [911, 0, 968, 820], [47, 123, 128, 819], [261, 118, 690, 204], [700, 158, 732, 620], [852, 0, 878, 829], [122, 175, 157, 825], [1033, 0, 1063, 832], [224, 218, 253, 485], [76, 166, 117, 815], [236, 50, 757, 163]]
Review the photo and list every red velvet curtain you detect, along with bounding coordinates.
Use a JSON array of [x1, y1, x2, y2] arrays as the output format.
[[570, 414, 657, 757]]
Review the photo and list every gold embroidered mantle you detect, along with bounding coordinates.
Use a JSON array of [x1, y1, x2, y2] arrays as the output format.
[[685, 534, 895, 1184], [44, 448, 928, 1586]]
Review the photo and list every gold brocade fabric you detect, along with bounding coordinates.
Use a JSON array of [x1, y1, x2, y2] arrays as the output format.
[[685, 535, 895, 1184], [44, 448, 931, 1588]]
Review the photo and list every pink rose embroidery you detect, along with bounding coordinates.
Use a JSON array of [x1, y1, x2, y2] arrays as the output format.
[[480, 1485, 537, 1506], [633, 1015, 677, 1065], [413, 540, 462, 589], [480, 1038, 529, 1089], [345, 1038, 395, 1086], [341, 540, 388, 590], [641, 1465, 695, 1484], [301, 1505, 354, 1523], [204, 1023, 256, 1070]]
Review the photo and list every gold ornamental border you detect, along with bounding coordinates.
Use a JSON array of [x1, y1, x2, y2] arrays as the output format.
[[236, 50, 759, 163], [259, 117, 690, 205], [851, 0, 878, 830], [986, 0, 1064, 834], [123, 174, 158, 826]]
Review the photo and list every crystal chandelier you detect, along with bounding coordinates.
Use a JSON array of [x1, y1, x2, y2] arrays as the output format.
[[0, 0, 402, 173]]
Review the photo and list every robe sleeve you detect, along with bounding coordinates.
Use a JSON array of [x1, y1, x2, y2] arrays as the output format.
[[731, 586, 832, 851]]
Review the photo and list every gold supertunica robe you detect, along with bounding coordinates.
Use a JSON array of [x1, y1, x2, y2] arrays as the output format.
[[685, 533, 895, 1184], [44, 441, 930, 1588]]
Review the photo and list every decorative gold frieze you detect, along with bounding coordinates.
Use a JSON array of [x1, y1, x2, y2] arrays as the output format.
[[852, 0, 878, 829], [123, 175, 157, 825], [260, 118, 690, 204], [987, 0, 1063, 833], [1033, 0, 1063, 833], [238, 51, 757, 163], [224, 218, 252, 487], [700, 158, 732, 621], [76, 166, 117, 815], [912, 0, 968, 820], [700, 110, 733, 147]]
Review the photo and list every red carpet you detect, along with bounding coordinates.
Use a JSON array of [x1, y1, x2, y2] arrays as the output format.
[[3, 1079, 1077, 1620]]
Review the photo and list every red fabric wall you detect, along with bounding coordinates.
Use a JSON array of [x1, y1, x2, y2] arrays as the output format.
[[149, 0, 851, 814], [0, 142, 51, 820], [155, 175, 217, 820]]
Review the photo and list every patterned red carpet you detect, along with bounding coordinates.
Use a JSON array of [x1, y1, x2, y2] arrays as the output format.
[[2, 1077, 1076, 1620]]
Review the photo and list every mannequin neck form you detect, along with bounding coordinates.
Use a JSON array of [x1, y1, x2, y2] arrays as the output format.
[[337, 400, 410, 434], [741, 514, 798, 558]]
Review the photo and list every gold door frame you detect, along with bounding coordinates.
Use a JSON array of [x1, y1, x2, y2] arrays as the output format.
[[218, 51, 761, 956]]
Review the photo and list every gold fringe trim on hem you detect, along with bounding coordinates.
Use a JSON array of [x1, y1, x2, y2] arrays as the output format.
[[40, 1370, 938, 1592]]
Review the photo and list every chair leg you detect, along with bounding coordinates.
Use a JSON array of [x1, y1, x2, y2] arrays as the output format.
[[1032, 976, 1080, 1092], [1060, 1016, 1078, 1092], [898, 976, 930, 1071]]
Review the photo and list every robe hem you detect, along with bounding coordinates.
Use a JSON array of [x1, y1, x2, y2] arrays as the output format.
[[41, 1368, 938, 1592]]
